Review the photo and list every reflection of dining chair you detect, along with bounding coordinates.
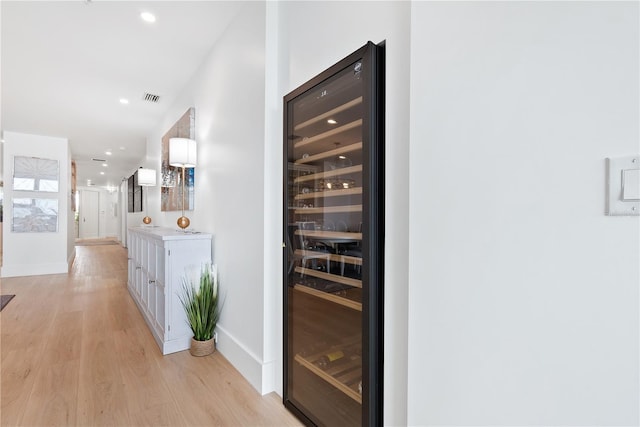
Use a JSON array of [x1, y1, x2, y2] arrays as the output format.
[[286, 228, 297, 276], [340, 222, 362, 276], [290, 222, 332, 276]]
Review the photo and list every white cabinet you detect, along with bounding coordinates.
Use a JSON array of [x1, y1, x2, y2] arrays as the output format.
[[127, 226, 212, 355]]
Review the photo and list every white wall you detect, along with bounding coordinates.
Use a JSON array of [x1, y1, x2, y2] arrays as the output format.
[[126, 206, 147, 236], [0, 3, 3, 178], [1, 131, 74, 277], [275, 2, 411, 424], [262, 1, 287, 395], [408, 2, 639, 425], [66, 148, 75, 261], [134, 2, 638, 425], [145, 0, 411, 417], [119, 180, 128, 246], [146, 3, 270, 392], [102, 189, 119, 238]]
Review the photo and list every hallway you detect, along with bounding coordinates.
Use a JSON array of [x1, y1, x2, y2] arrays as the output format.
[[0, 243, 300, 426]]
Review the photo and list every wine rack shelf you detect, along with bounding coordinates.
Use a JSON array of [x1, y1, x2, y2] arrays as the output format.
[[294, 119, 362, 150], [295, 267, 362, 288], [294, 352, 362, 404], [294, 284, 362, 311], [295, 142, 363, 165], [294, 187, 363, 201], [294, 229, 362, 241], [294, 97, 363, 132], [294, 249, 362, 267], [294, 204, 362, 215], [293, 165, 362, 184]]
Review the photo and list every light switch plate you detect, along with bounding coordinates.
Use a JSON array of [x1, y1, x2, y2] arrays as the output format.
[[622, 169, 640, 201], [606, 155, 640, 216]]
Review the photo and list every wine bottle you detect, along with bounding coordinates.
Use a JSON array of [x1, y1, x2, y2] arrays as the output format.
[[317, 350, 345, 368]]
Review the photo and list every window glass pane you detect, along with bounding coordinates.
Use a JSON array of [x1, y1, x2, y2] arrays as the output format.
[[38, 179, 59, 192], [13, 177, 35, 191]]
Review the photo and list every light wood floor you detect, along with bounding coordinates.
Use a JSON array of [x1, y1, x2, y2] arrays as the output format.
[[0, 243, 301, 426]]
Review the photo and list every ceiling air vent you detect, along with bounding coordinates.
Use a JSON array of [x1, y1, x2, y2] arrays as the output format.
[[143, 92, 161, 103], [92, 158, 106, 162]]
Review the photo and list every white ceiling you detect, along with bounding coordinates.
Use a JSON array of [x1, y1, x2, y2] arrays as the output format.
[[1, 1, 242, 188]]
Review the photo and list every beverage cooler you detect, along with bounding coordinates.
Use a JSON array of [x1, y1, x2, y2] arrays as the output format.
[[283, 42, 385, 426]]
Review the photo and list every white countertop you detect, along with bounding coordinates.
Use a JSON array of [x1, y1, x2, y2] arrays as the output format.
[[128, 226, 212, 241]]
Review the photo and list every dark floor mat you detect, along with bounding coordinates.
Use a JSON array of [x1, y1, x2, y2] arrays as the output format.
[[0, 295, 15, 311]]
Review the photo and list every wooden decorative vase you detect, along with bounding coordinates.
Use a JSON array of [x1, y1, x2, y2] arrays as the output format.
[[190, 337, 215, 357]]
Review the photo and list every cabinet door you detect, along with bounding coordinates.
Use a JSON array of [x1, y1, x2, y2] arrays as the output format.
[[155, 242, 166, 336], [127, 235, 135, 288], [283, 42, 384, 427], [134, 235, 142, 297], [166, 240, 207, 341], [141, 239, 149, 308], [146, 242, 158, 320], [134, 235, 143, 297]]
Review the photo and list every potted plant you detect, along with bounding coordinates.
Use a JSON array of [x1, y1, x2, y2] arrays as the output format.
[[178, 264, 222, 356]]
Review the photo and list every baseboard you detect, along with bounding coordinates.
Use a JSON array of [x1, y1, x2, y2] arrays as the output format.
[[216, 324, 277, 395], [261, 358, 276, 395], [68, 248, 76, 271], [1, 262, 69, 278]]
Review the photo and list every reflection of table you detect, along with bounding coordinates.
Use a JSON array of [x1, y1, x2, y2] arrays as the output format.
[[294, 229, 362, 243], [294, 230, 361, 278], [295, 229, 361, 252]]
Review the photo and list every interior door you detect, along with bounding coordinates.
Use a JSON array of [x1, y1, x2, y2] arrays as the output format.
[[80, 190, 99, 239]]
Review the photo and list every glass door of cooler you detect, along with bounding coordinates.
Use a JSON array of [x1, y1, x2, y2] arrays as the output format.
[[283, 41, 384, 427]]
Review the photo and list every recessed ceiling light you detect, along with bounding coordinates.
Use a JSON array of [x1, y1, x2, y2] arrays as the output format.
[[140, 12, 156, 23], [338, 155, 347, 160], [102, 163, 108, 167], [327, 119, 338, 125], [120, 98, 129, 105], [119, 146, 126, 151], [100, 172, 105, 175], [105, 150, 112, 156]]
